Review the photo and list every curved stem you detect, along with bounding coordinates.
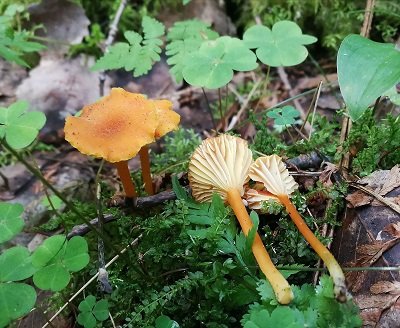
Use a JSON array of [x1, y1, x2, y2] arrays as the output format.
[[278, 194, 347, 302], [114, 161, 137, 198], [139, 145, 154, 195], [227, 189, 293, 304]]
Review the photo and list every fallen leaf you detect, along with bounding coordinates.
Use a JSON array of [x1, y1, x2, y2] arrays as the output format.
[[346, 190, 373, 208], [319, 162, 338, 187], [370, 281, 400, 295], [378, 165, 400, 195], [383, 222, 400, 238]]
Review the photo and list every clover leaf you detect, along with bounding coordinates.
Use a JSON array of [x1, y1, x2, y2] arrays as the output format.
[[0, 202, 24, 244], [337, 34, 400, 121], [182, 36, 258, 89], [0, 100, 46, 149], [0, 246, 37, 328], [31, 235, 89, 291], [77, 295, 109, 328], [243, 21, 317, 67], [155, 315, 180, 328], [267, 106, 299, 126]]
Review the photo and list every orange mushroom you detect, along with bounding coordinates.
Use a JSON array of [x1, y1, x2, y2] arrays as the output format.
[[249, 155, 348, 302], [64, 88, 179, 198], [188, 134, 293, 304]]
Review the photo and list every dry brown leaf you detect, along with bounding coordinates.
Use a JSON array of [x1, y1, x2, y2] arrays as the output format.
[[378, 165, 400, 195], [383, 222, 400, 238], [346, 190, 373, 208], [319, 163, 338, 187], [370, 281, 400, 295]]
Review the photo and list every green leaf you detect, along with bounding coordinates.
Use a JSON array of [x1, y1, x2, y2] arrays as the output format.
[[92, 16, 165, 77], [31, 235, 66, 267], [337, 34, 400, 121], [41, 195, 63, 210], [79, 295, 96, 313], [256, 279, 275, 301], [243, 21, 317, 67], [155, 315, 180, 328], [0, 100, 46, 149], [0, 246, 35, 282], [93, 299, 109, 321], [246, 211, 259, 250], [0, 282, 36, 328], [63, 236, 89, 272], [77, 312, 96, 328], [32, 235, 89, 291], [78, 295, 109, 327], [171, 175, 188, 200], [33, 264, 70, 291], [166, 19, 218, 83], [0, 202, 24, 243], [182, 36, 258, 89], [266, 106, 299, 126], [243, 307, 303, 328]]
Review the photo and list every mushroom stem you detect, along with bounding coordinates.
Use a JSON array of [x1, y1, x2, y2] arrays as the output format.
[[277, 194, 347, 302], [139, 145, 154, 195], [227, 189, 293, 305], [114, 161, 137, 198]]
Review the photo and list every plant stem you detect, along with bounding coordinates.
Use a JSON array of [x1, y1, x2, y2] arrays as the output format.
[[2, 142, 116, 251], [277, 194, 347, 302], [227, 188, 293, 304], [114, 160, 137, 197], [201, 87, 217, 130], [139, 146, 154, 195]]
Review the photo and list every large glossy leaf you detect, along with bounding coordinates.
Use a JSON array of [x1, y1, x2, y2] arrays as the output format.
[[337, 34, 400, 121], [0, 282, 36, 328], [0, 246, 35, 282], [243, 21, 317, 67], [0, 202, 24, 243]]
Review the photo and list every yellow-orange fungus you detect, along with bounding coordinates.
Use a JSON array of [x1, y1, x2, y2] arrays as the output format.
[[65, 88, 161, 163]]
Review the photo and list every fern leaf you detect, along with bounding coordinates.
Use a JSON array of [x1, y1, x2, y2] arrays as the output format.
[[92, 16, 165, 77], [166, 19, 218, 83]]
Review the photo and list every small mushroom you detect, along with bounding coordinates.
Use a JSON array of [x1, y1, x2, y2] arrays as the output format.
[[189, 134, 293, 304], [64, 88, 178, 198], [249, 155, 348, 302], [244, 188, 279, 210]]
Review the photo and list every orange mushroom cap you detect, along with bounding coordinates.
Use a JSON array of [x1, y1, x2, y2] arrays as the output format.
[[64, 88, 179, 163], [153, 99, 180, 138]]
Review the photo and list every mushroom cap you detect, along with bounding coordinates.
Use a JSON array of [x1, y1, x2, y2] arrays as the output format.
[[153, 100, 180, 138], [249, 155, 298, 196], [188, 134, 253, 203], [244, 188, 279, 209], [64, 88, 178, 163]]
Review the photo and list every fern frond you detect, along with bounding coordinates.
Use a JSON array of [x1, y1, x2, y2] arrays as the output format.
[[92, 16, 165, 77]]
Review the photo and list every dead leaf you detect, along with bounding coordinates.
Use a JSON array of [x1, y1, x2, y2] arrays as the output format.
[[346, 190, 373, 208], [319, 162, 338, 187], [370, 281, 400, 295], [378, 165, 400, 195], [383, 222, 400, 238]]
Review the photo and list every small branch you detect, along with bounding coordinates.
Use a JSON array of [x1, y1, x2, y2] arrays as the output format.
[[99, 0, 128, 96], [360, 0, 376, 38]]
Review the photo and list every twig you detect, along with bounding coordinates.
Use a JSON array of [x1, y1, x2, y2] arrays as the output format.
[[277, 66, 311, 134], [2, 143, 115, 250], [308, 81, 323, 140], [348, 182, 400, 215], [227, 78, 261, 131], [41, 235, 142, 328], [361, 0, 376, 38], [99, 0, 128, 96]]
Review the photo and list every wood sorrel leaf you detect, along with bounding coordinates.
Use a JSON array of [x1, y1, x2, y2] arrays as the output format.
[[243, 21, 317, 67], [182, 36, 258, 89], [0, 202, 24, 244], [337, 34, 400, 121], [0, 100, 46, 149], [0, 246, 35, 282]]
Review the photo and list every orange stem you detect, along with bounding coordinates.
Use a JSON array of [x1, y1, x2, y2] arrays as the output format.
[[114, 161, 137, 198], [227, 189, 293, 304], [139, 145, 154, 195], [277, 194, 347, 302]]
